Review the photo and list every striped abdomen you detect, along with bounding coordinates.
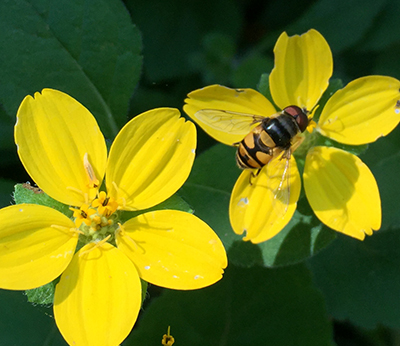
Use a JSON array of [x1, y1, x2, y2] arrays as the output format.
[[236, 113, 300, 169]]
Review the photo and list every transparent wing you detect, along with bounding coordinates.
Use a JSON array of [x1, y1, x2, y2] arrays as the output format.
[[264, 150, 293, 220], [229, 151, 301, 242], [194, 109, 265, 135]]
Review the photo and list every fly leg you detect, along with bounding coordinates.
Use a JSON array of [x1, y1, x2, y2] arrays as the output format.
[[249, 169, 261, 185]]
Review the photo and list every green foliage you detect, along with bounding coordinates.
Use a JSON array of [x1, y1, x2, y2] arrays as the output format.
[[233, 55, 274, 88], [311, 78, 344, 123], [361, 125, 400, 230], [257, 73, 274, 105], [179, 144, 240, 248], [309, 229, 400, 329], [0, 290, 66, 345], [0, 0, 142, 140], [285, 0, 388, 53], [125, 0, 241, 82], [26, 281, 56, 305], [118, 194, 193, 223], [13, 183, 73, 217], [126, 264, 333, 346]]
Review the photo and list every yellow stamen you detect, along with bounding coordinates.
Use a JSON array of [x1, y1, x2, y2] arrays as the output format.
[[307, 119, 317, 133], [83, 153, 99, 189], [51, 225, 83, 236], [110, 182, 127, 209], [117, 224, 140, 251], [66, 186, 90, 204], [116, 223, 125, 236], [92, 191, 119, 216], [79, 234, 112, 257], [111, 181, 120, 196], [162, 326, 175, 346], [69, 207, 82, 218], [92, 191, 107, 206]]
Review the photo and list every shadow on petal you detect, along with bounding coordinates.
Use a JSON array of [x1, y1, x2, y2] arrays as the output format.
[[304, 146, 381, 239]]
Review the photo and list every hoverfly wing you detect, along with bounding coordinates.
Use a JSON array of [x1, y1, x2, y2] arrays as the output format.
[[194, 109, 265, 135], [264, 150, 293, 220]]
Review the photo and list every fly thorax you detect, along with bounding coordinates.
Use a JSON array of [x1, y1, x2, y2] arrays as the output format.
[[263, 116, 298, 148]]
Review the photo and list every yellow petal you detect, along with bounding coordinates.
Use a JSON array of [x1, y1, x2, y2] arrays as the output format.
[[318, 76, 400, 145], [0, 204, 78, 290], [270, 29, 333, 111], [15, 89, 107, 206], [183, 85, 277, 145], [116, 210, 227, 289], [229, 155, 301, 243], [106, 108, 196, 210], [304, 146, 381, 239], [54, 242, 141, 346]]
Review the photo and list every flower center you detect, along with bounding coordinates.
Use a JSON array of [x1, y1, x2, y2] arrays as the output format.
[[70, 191, 119, 245]]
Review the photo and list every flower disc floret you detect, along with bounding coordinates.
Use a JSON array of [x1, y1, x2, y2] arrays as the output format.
[[72, 193, 119, 244], [91, 191, 118, 217]]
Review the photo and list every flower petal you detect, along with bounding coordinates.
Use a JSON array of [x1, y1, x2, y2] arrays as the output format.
[[0, 204, 77, 290], [106, 108, 196, 210], [229, 156, 301, 243], [318, 76, 400, 145], [269, 29, 333, 111], [15, 89, 107, 206], [304, 146, 381, 240], [54, 242, 141, 346], [116, 210, 227, 289], [184, 85, 277, 145]]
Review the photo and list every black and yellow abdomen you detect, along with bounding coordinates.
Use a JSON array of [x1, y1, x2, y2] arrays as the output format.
[[236, 108, 305, 170]]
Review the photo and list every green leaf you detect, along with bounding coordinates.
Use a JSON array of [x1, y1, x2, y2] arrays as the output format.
[[141, 280, 148, 305], [232, 54, 274, 89], [118, 193, 193, 224], [308, 132, 369, 157], [309, 229, 400, 328], [312, 78, 343, 123], [179, 144, 242, 251], [0, 290, 67, 345], [360, 0, 400, 51], [0, 0, 142, 139], [126, 263, 333, 346], [13, 183, 72, 217], [126, 0, 241, 81], [373, 44, 400, 79], [179, 144, 336, 267], [229, 206, 336, 267], [360, 125, 400, 230], [26, 281, 56, 305], [257, 73, 275, 106], [190, 32, 236, 85], [286, 0, 387, 53], [26, 270, 148, 311]]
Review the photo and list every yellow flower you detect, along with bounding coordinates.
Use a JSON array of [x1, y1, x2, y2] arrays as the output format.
[[0, 89, 227, 346], [184, 29, 400, 243]]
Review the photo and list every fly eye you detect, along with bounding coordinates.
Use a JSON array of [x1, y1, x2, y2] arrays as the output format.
[[283, 106, 309, 133]]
